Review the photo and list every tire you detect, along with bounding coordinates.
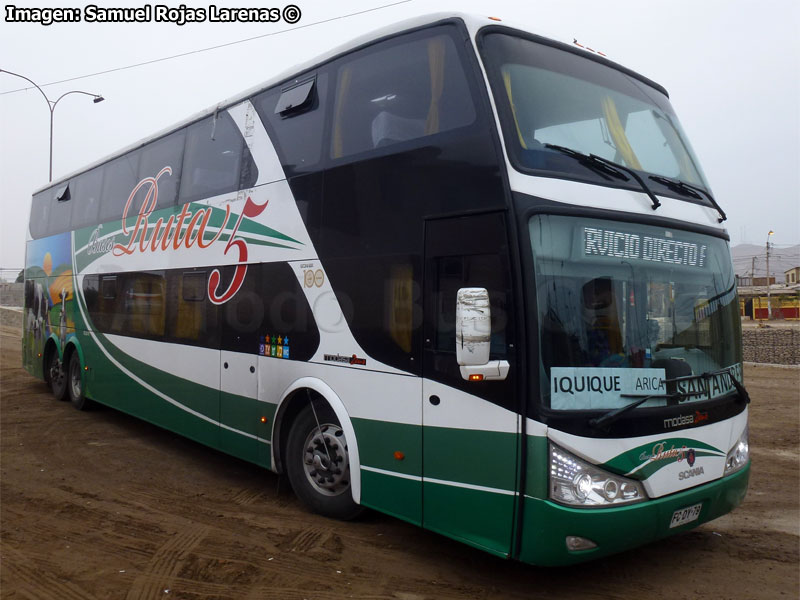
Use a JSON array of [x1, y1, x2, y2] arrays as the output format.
[[285, 402, 363, 520], [47, 349, 68, 401], [67, 351, 93, 411]]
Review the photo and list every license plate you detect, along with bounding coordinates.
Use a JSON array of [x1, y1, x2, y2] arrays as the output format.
[[669, 503, 703, 528]]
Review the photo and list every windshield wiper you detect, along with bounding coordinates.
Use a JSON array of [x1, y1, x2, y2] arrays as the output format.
[[545, 144, 661, 210], [588, 389, 705, 431], [648, 175, 727, 223], [663, 367, 750, 404], [589, 366, 750, 431]]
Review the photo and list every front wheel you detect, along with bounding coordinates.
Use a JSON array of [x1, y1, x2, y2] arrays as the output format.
[[67, 351, 93, 411], [285, 402, 363, 520], [47, 349, 68, 401]]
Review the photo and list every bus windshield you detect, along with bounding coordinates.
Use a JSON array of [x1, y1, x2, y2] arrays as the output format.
[[482, 32, 710, 192], [530, 215, 742, 411]]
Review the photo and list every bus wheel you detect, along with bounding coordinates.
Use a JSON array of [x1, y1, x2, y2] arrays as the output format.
[[286, 403, 363, 520], [47, 350, 68, 401], [67, 352, 92, 411]]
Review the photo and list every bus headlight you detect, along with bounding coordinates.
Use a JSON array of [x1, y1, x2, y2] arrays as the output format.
[[549, 443, 646, 507], [724, 424, 749, 475]]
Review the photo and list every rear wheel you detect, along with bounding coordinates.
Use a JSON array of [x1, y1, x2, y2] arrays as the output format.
[[67, 351, 92, 411], [286, 402, 363, 520], [47, 349, 68, 401]]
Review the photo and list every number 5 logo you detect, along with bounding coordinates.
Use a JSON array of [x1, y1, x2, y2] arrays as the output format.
[[208, 196, 269, 305]]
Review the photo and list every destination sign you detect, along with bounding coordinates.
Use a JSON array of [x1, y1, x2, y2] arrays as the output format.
[[583, 227, 708, 269], [550, 367, 667, 410]]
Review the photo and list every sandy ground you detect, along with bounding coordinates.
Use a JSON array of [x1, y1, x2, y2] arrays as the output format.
[[1, 325, 798, 600]]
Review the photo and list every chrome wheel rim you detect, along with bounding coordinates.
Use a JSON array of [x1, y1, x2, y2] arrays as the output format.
[[302, 423, 350, 496], [69, 358, 82, 400]]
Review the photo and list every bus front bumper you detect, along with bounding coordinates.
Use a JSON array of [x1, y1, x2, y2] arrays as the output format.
[[518, 463, 750, 566]]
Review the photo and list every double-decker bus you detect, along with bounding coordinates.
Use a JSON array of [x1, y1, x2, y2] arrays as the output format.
[[22, 12, 750, 566]]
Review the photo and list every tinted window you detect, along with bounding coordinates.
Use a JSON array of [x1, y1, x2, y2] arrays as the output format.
[[99, 151, 141, 223], [138, 130, 185, 211], [82, 274, 117, 332], [166, 269, 219, 347], [29, 191, 50, 239], [254, 72, 329, 176], [71, 167, 104, 230], [182, 271, 206, 301], [179, 113, 247, 204], [46, 183, 74, 236], [82, 271, 166, 336], [121, 271, 167, 337], [330, 31, 475, 160], [221, 262, 319, 360], [82, 265, 317, 356]]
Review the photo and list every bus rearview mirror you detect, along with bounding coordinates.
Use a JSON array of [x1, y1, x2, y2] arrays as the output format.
[[456, 287, 491, 366]]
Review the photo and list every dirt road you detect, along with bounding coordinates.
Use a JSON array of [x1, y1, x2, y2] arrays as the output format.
[[1, 325, 798, 599]]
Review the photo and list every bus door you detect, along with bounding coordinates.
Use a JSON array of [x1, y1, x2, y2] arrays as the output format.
[[422, 212, 519, 556]]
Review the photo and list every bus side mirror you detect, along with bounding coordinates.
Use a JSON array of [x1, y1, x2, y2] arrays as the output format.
[[456, 287, 491, 366], [455, 287, 510, 382]]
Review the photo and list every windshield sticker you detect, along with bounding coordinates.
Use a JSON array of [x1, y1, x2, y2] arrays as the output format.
[[550, 367, 666, 410], [583, 227, 707, 269], [675, 363, 743, 402]]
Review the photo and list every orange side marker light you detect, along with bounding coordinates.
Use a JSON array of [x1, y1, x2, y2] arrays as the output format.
[[394, 451, 405, 461], [469, 374, 484, 382], [260, 416, 268, 423]]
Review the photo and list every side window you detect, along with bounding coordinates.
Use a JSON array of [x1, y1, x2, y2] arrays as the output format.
[[71, 167, 104, 230], [119, 271, 167, 338], [99, 151, 141, 223], [166, 269, 220, 347], [179, 112, 252, 204], [46, 182, 74, 236], [330, 30, 476, 160], [138, 130, 186, 211], [253, 72, 329, 176], [29, 191, 50, 239], [82, 274, 117, 332], [220, 263, 319, 360]]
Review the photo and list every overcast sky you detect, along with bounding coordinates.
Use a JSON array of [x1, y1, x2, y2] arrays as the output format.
[[1, 0, 798, 273]]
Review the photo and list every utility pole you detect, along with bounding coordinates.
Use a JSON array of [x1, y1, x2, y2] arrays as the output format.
[[766, 230, 774, 319]]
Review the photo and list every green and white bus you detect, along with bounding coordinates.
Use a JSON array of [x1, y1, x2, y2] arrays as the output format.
[[23, 12, 750, 565]]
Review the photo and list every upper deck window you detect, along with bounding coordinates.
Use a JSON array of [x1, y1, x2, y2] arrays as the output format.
[[330, 30, 476, 160], [137, 129, 186, 211], [98, 151, 141, 224], [480, 32, 711, 197], [253, 72, 329, 176], [47, 183, 73, 235], [179, 111, 255, 204], [71, 167, 104, 229]]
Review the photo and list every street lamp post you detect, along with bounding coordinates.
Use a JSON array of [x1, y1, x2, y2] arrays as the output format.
[[0, 69, 103, 181], [766, 230, 774, 320]]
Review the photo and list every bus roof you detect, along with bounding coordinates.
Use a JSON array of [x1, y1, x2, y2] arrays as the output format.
[[35, 11, 667, 194]]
